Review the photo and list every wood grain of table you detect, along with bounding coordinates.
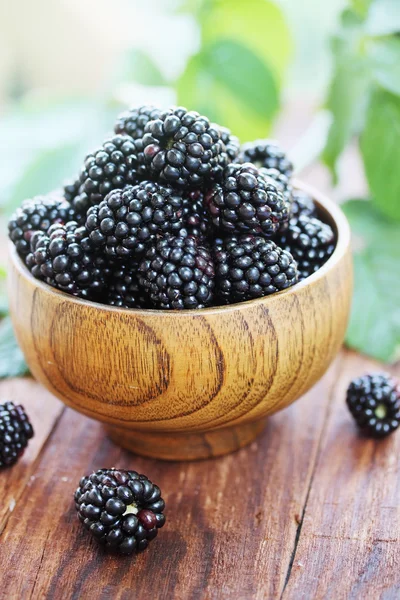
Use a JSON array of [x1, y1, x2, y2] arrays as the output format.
[[0, 349, 399, 600]]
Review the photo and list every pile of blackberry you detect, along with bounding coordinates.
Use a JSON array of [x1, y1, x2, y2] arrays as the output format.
[[9, 104, 336, 309]]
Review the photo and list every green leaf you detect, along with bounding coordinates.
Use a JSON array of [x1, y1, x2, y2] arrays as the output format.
[[343, 200, 400, 363], [177, 38, 279, 140], [365, 0, 400, 36], [0, 317, 29, 379], [322, 11, 369, 179], [116, 49, 168, 87], [361, 88, 400, 221], [368, 37, 400, 96], [350, 0, 372, 17], [201, 0, 292, 83]]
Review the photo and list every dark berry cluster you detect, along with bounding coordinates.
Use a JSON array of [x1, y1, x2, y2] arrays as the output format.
[[277, 215, 335, 280], [141, 106, 229, 187], [347, 374, 400, 438], [10, 103, 336, 309], [139, 235, 215, 309], [0, 402, 34, 468], [8, 194, 75, 257], [214, 235, 298, 303], [74, 468, 165, 554], [86, 181, 184, 259], [27, 222, 108, 299], [238, 139, 293, 177]]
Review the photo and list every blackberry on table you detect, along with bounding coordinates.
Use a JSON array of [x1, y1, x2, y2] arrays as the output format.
[[277, 215, 335, 280], [290, 190, 317, 219], [347, 374, 400, 438], [27, 222, 108, 299], [0, 402, 34, 468], [78, 135, 140, 206], [114, 105, 162, 140], [139, 235, 215, 310], [237, 139, 293, 178], [86, 181, 184, 260], [9, 194, 75, 257], [213, 235, 298, 304], [107, 263, 148, 309], [142, 106, 228, 187], [205, 163, 290, 237], [74, 468, 166, 554]]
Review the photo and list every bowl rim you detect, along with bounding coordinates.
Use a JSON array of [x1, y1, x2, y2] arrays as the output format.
[[9, 180, 351, 317]]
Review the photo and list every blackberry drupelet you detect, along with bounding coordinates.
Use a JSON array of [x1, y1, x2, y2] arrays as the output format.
[[142, 106, 227, 187], [179, 189, 211, 240], [114, 105, 162, 140], [74, 468, 166, 554], [237, 139, 293, 177], [0, 402, 34, 468], [213, 235, 298, 304], [277, 215, 335, 280], [347, 374, 400, 438], [205, 163, 290, 237], [79, 135, 140, 205], [9, 194, 75, 257], [107, 263, 148, 308], [86, 181, 184, 259], [219, 126, 240, 162], [28, 222, 108, 299], [138, 235, 215, 309], [290, 189, 317, 219]]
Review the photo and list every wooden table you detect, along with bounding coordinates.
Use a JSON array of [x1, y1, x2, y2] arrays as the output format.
[[1, 126, 399, 599], [1, 349, 399, 599]]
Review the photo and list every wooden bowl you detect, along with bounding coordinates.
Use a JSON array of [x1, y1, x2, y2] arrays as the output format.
[[7, 183, 353, 461]]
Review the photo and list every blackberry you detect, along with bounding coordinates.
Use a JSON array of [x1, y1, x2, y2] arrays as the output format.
[[138, 235, 215, 309], [107, 263, 148, 309], [79, 135, 140, 205], [347, 374, 400, 438], [86, 181, 184, 260], [28, 222, 108, 299], [290, 190, 317, 219], [205, 163, 290, 237], [74, 468, 166, 555], [114, 105, 162, 140], [0, 402, 34, 468], [179, 189, 211, 240], [260, 167, 293, 207], [213, 235, 298, 304], [219, 126, 240, 162], [64, 178, 81, 204], [142, 106, 227, 187], [277, 215, 335, 280], [237, 139, 293, 177], [9, 194, 75, 257]]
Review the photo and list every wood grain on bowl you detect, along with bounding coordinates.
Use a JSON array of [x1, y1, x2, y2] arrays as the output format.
[[7, 183, 353, 460]]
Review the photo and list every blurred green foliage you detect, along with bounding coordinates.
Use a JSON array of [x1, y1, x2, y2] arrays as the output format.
[[177, 0, 291, 140], [323, 0, 400, 362]]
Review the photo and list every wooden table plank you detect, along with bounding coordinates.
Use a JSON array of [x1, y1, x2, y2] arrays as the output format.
[[0, 378, 63, 534], [0, 359, 341, 600], [283, 351, 400, 600]]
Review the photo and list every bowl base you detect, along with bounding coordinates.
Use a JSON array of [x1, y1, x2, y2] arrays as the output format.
[[104, 419, 267, 461]]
